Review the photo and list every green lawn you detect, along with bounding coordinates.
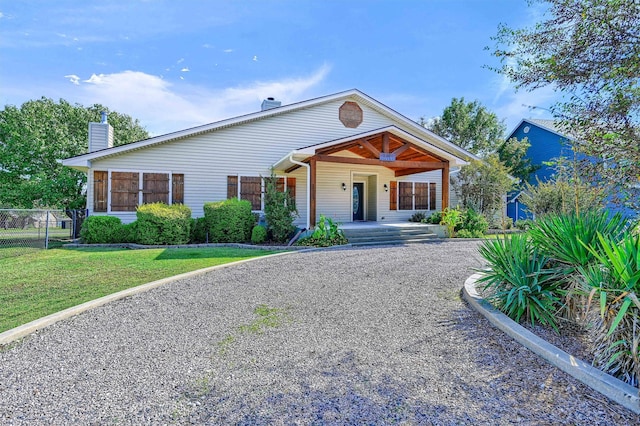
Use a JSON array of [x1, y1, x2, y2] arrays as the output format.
[[0, 246, 280, 333]]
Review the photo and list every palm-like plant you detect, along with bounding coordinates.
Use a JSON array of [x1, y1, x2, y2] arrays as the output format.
[[580, 233, 640, 387], [478, 234, 563, 331], [528, 210, 628, 321]]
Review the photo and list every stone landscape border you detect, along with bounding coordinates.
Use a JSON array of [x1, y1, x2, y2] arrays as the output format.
[[462, 272, 640, 415]]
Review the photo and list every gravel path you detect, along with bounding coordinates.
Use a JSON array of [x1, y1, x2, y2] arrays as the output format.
[[1, 242, 637, 425]]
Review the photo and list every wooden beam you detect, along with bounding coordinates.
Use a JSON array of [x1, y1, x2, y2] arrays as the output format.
[[394, 168, 436, 177], [316, 140, 359, 155], [382, 133, 390, 153], [310, 157, 317, 228], [442, 162, 450, 210], [315, 154, 445, 169], [359, 139, 380, 158], [285, 164, 302, 173], [391, 143, 411, 157]]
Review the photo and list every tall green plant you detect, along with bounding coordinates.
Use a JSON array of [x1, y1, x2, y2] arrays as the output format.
[[263, 171, 297, 243], [528, 211, 628, 320], [580, 233, 640, 387], [440, 207, 462, 238], [478, 234, 562, 330]]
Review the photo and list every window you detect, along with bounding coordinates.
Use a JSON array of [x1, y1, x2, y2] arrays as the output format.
[[390, 180, 437, 211], [93, 170, 184, 212], [227, 175, 296, 210]]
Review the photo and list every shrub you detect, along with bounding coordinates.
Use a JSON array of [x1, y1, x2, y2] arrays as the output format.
[[440, 207, 463, 238], [251, 225, 268, 244], [580, 233, 640, 387], [296, 215, 348, 247], [264, 173, 297, 243], [423, 211, 442, 224], [409, 211, 427, 223], [456, 229, 483, 238], [458, 208, 488, 236], [478, 233, 563, 330], [80, 216, 124, 244], [121, 221, 138, 243], [190, 217, 209, 244], [204, 198, 255, 243], [528, 210, 628, 320], [514, 219, 534, 231], [135, 203, 192, 245]]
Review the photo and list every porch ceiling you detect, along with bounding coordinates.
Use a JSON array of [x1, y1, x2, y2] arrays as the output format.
[[274, 129, 453, 177]]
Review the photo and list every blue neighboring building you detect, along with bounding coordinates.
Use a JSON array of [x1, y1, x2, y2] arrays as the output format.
[[506, 118, 572, 222]]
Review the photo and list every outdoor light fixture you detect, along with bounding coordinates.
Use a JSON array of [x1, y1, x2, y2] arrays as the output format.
[[383, 183, 389, 192], [342, 182, 347, 191]]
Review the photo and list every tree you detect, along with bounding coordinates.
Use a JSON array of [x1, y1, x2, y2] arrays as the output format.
[[489, 0, 640, 211], [0, 98, 148, 209], [263, 170, 297, 243], [451, 155, 515, 224], [427, 97, 506, 156], [496, 137, 539, 184]]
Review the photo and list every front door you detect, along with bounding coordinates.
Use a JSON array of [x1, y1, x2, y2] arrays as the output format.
[[352, 182, 364, 221]]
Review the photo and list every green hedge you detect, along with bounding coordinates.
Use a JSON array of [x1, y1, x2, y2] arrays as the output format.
[[80, 216, 124, 244], [135, 203, 192, 245], [204, 199, 255, 243], [251, 225, 267, 244]]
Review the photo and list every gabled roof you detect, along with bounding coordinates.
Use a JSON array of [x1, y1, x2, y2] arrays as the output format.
[[506, 118, 571, 141], [273, 125, 471, 172], [62, 89, 478, 169]]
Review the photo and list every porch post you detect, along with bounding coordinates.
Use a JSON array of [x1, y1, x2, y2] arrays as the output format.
[[310, 156, 317, 228], [442, 162, 449, 210]]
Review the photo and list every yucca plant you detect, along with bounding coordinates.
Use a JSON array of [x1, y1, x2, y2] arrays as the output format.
[[478, 234, 563, 331], [528, 210, 628, 321], [580, 233, 640, 388]]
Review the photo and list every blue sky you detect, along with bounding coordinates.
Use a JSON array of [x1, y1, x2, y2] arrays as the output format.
[[0, 0, 556, 136]]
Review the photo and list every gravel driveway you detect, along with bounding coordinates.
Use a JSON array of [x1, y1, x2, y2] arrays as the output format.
[[1, 241, 637, 425]]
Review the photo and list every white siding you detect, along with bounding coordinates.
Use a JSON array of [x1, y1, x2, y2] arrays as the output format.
[[87, 97, 451, 224]]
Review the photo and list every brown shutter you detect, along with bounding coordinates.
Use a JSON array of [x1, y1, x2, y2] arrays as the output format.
[[142, 173, 169, 204], [240, 176, 262, 210], [414, 182, 428, 210], [93, 170, 108, 212], [111, 172, 139, 211], [172, 174, 184, 204], [389, 181, 397, 210], [227, 176, 238, 199], [275, 177, 285, 193], [286, 177, 296, 200], [398, 182, 413, 210], [429, 183, 436, 210]]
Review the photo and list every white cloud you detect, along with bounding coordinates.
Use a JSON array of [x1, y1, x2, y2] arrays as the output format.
[[64, 74, 81, 85], [71, 65, 331, 135], [223, 49, 233, 53], [494, 85, 558, 131], [252, 55, 258, 61], [180, 67, 189, 72]]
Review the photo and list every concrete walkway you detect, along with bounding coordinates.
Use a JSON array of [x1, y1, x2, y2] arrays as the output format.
[[0, 242, 637, 424]]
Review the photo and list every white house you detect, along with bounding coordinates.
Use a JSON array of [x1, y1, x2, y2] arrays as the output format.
[[62, 89, 477, 229]]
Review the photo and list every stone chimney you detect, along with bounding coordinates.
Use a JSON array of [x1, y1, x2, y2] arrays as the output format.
[[261, 97, 281, 111], [88, 111, 114, 153]]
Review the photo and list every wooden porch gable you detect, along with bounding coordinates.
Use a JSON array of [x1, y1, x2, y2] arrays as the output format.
[[285, 131, 451, 227]]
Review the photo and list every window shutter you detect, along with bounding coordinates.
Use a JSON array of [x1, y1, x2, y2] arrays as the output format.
[[398, 182, 413, 210], [414, 182, 428, 210], [111, 172, 139, 212], [429, 183, 436, 210], [142, 173, 169, 204], [389, 181, 397, 210], [172, 174, 184, 204], [93, 170, 108, 212], [227, 176, 238, 199], [240, 176, 262, 210], [287, 177, 296, 200]]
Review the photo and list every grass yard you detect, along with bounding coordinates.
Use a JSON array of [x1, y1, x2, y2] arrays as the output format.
[[0, 246, 280, 333]]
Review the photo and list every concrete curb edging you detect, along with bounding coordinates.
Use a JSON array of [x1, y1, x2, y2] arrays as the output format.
[[0, 251, 297, 347], [462, 273, 640, 415]]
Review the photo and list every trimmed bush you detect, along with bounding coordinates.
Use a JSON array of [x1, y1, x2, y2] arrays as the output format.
[[204, 198, 255, 243], [264, 173, 297, 243], [135, 203, 192, 245], [457, 208, 488, 236], [80, 216, 124, 244], [251, 225, 267, 244], [190, 217, 209, 244]]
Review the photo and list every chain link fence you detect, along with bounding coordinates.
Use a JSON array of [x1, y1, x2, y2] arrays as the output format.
[[0, 209, 83, 259]]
